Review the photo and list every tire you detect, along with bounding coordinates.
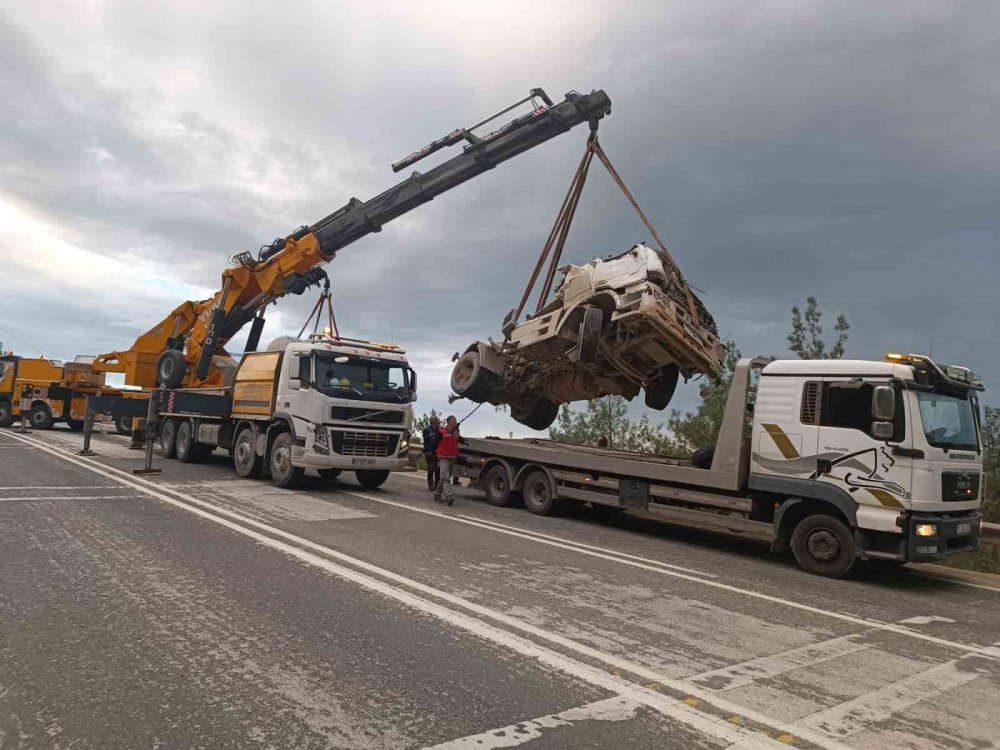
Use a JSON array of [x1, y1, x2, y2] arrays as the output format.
[[692, 445, 715, 470], [156, 350, 187, 389], [115, 416, 133, 436], [522, 470, 557, 516], [233, 426, 263, 477], [644, 363, 680, 410], [269, 431, 304, 488], [578, 306, 603, 363], [0, 401, 13, 428], [450, 350, 496, 403], [66, 418, 85, 432], [356, 469, 389, 489], [175, 421, 201, 463], [159, 419, 178, 459], [790, 514, 856, 578], [317, 468, 342, 480], [30, 403, 54, 430], [483, 465, 515, 507], [513, 399, 559, 431]]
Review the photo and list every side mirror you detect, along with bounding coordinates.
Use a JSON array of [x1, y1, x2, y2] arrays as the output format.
[[409, 369, 418, 394], [872, 421, 894, 440], [297, 355, 312, 389], [872, 385, 895, 421]]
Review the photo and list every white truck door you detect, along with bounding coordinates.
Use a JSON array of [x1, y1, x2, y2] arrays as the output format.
[[815, 379, 912, 521], [752, 376, 820, 479]]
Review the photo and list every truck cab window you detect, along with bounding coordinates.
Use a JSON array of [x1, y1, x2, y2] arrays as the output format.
[[820, 382, 904, 441]]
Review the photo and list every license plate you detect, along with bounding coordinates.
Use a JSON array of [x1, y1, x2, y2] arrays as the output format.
[[351, 458, 377, 466], [956, 522, 971, 535]]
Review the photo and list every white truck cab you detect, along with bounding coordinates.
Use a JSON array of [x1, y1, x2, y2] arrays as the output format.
[[276, 335, 416, 485], [751, 353, 984, 568]]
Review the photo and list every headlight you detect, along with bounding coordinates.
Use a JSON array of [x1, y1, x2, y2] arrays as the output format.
[[915, 523, 937, 537], [314, 428, 328, 447]]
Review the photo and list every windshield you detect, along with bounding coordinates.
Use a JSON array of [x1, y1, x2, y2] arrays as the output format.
[[915, 390, 980, 451], [314, 353, 413, 403]]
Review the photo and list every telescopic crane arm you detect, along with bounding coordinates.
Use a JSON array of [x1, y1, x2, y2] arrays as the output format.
[[93, 88, 611, 389]]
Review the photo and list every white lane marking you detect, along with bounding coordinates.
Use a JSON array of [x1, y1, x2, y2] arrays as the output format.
[[903, 571, 1000, 594], [899, 615, 955, 625], [801, 657, 990, 738], [12, 431, 845, 750], [0, 495, 135, 502], [12, 434, 800, 750], [687, 634, 871, 692], [0, 486, 122, 490], [422, 696, 640, 749], [0, 444, 37, 448], [336, 490, 1000, 659]]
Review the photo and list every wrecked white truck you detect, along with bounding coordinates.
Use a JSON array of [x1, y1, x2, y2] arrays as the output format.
[[450, 243, 726, 429]]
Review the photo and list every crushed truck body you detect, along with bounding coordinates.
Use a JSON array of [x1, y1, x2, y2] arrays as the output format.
[[450, 243, 726, 430]]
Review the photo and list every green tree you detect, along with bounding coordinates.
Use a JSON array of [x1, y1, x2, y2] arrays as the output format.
[[788, 297, 849, 359], [983, 406, 1000, 523], [549, 396, 663, 451]]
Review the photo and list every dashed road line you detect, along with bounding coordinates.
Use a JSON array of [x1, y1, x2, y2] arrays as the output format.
[[0, 495, 137, 502]]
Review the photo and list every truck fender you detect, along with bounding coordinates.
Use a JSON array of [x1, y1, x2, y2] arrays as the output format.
[[512, 463, 558, 497], [467, 341, 506, 377], [770, 495, 857, 553]]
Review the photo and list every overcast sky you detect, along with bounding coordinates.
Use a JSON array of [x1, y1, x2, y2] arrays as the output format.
[[1, 1, 997, 436]]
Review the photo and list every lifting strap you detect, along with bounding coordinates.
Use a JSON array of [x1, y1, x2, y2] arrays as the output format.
[[297, 279, 340, 340], [509, 133, 700, 334]]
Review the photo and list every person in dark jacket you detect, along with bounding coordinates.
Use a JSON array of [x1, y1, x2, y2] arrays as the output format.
[[422, 415, 442, 491], [434, 415, 466, 506]]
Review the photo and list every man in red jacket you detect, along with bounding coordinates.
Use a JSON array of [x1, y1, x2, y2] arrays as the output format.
[[434, 415, 465, 506]]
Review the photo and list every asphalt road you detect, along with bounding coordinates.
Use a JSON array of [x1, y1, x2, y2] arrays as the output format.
[[2, 425, 999, 750]]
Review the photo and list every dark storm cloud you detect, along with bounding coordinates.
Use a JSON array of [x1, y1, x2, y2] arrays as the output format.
[[0, 2, 997, 435]]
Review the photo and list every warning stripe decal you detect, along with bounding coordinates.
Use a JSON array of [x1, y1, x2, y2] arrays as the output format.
[[761, 423, 800, 459], [866, 488, 904, 508]]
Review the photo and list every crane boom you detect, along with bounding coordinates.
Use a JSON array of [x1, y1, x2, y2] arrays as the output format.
[[93, 87, 611, 389]]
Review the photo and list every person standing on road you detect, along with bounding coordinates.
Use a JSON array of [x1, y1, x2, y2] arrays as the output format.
[[434, 415, 466, 506], [422, 415, 442, 491]]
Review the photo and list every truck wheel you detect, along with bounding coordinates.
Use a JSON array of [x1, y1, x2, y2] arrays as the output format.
[[483, 465, 515, 507], [175, 421, 203, 463], [356, 469, 389, 489], [233, 427, 262, 478], [578, 306, 603, 363], [30, 403, 54, 430], [0, 402, 13, 428], [318, 469, 342, 480], [450, 351, 496, 403], [269, 432, 304, 488], [115, 416, 133, 436], [644, 364, 680, 410], [66, 418, 85, 432], [791, 514, 856, 578], [159, 419, 178, 459], [156, 350, 187, 389], [522, 470, 557, 515], [513, 399, 559, 431]]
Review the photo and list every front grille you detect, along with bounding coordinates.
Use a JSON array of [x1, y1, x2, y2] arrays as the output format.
[[330, 406, 406, 424], [941, 471, 980, 502], [331, 430, 400, 458]]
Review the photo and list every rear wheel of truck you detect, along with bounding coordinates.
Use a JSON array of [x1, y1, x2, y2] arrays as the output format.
[[156, 350, 187, 389], [522, 471, 557, 515], [356, 469, 389, 489], [233, 427, 263, 478], [512, 398, 559, 431], [115, 416, 133, 436], [66, 418, 85, 432], [269, 432, 304, 488], [578, 306, 603, 363], [483, 465, 516, 507], [450, 351, 496, 403], [159, 419, 178, 459], [30, 403, 54, 430], [791, 514, 856, 578], [644, 364, 680, 410], [175, 421, 201, 463], [0, 402, 13, 428], [318, 469, 342, 480]]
